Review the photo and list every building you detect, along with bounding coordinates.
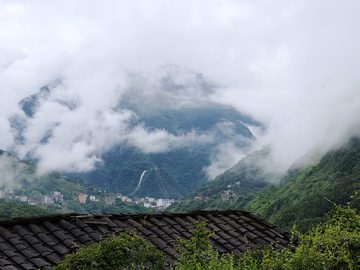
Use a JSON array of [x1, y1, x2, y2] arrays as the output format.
[[39, 195, 53, 205], [144, 202, 154, 208], [50, 191, 61, 197], [89, 195, 100, 202], [105, 196, 115, 204], [222, 193, 230, 202], [27, 198, 39, 205], [4, 187, 13, 194], [222, 190, 237, 202], [54, 194, 64, 203], [19, 196, 28, 202], [78, 194, 87, 204], [0, 209, 293, 269], [156, 198, 174, 208]]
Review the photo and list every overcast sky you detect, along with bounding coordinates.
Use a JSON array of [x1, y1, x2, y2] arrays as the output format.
[[1, 0, 360, 174]]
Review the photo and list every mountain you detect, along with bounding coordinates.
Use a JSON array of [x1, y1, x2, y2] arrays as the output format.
[[233, 137, 360, 232], [72, 103, 259, 199], [0, 150, 149, 216], [14, 74, 262, 199], [167, 145, 282, 211], [170, 137, 360, 233], [132, 167, 185, 199]]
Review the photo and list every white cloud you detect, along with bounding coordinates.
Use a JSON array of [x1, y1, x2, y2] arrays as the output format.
[[0, 0, 359, 173]]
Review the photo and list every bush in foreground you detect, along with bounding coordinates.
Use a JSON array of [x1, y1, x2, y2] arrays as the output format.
[[53, 231, 166, 270]]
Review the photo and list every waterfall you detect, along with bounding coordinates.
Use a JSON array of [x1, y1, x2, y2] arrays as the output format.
[[133, 170, 147, 194]]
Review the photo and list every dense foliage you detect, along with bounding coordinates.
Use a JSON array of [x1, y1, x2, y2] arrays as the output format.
[[0, 199, 51, 218], [54, 232, 167, 270], [133, 167, 185, 199], [63, 198, 148, 214], [233, 204, 360, 269], [20, 171, 86, 200]]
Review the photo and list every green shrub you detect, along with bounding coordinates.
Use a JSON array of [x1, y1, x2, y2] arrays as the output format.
[[54, 232, 166, 270], [174, 221, 236, 270], [174, 202, 360, 269], [236, 204, 360, 269]]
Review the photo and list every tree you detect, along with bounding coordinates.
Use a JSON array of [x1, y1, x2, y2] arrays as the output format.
[[54, 232, 166, 270]]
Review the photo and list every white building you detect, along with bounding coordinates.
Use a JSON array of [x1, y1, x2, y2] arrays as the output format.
[[156, 199, 174, 208]]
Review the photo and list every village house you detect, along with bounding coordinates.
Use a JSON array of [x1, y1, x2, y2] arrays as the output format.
[[78, 194, 87, 204], [105, 196, 115, 204], [89, 195, 100, 202]]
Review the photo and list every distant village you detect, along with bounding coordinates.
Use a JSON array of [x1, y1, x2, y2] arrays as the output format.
[[79, 193, 176, 210], [1, 187, 176, 211], [187, 181, 241, 203], [1, 182, 241, 209]]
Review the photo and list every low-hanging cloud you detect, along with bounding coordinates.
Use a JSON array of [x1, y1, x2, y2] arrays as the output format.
[[0, 0, 360, 176]]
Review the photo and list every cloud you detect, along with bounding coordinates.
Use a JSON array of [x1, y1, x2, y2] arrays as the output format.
[[0, 0, 360, 174], [204, 142, 248, 180], [0, 152, 23, 188], [127, 125, 215, 154]]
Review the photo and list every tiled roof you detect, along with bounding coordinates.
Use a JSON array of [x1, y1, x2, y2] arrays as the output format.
[[0, 209, 293, 269]]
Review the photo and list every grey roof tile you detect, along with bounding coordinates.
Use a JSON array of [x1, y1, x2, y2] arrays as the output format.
[[0, 227, 15, 240], [19, 262, 37, 270], [0, 209, 292, 269], [149, 218, 167, 227], [2, 266, 18, 270]]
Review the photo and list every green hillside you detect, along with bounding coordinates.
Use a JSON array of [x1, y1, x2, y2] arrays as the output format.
[[170, 137, 360, 233], [232, 137, 360, 232], [167, 145, 280, 211], [132, 167, 185, 199], [0, 199, 51, 219], [0, 150, 149, 216]]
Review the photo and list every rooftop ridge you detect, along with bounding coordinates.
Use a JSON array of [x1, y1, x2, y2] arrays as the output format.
[[0, 209, 293, 269], [0, 213, 79, 227]]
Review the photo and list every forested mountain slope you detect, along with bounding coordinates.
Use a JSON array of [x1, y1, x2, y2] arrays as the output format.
[[0, 150, 148, 216], [71, 103, 260, 199], [234, 137, 360, 232], [170, 137, 360, 233], [167, 145, 282, 211]]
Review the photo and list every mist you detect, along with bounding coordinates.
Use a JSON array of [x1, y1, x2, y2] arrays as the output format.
[[0, 152, 23, 188], [1, 1, 360, 176]]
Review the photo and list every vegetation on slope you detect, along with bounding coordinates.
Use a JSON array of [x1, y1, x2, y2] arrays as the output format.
[[74, 103, 260, 199], [0, 199, 51, 218], [169, 137, 360, 233], [133, 167, 185, 199], [230, 137, 360, 232], [0, 150, 149, 216], [167, 145, 280, 211], [62, 199, 148, 214]]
